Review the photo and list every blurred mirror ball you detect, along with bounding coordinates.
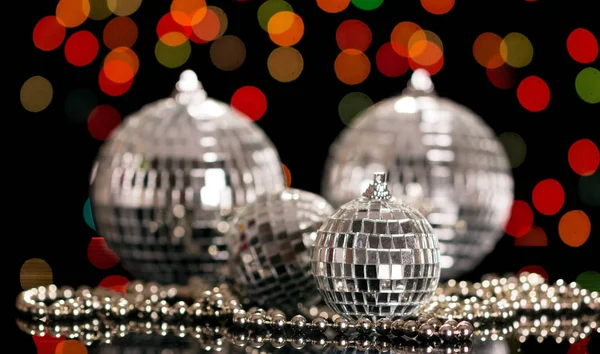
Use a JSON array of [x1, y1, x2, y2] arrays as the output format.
[[322, 69, 514, 281], [90, 70, 286, 284], [226, 188, 334, 313]]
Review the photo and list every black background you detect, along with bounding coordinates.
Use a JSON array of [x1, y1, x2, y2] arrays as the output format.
[[13, 0, 599, 352]]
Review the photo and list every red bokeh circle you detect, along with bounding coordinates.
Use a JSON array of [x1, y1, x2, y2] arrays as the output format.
[[532, 179, 565, 216], [231, 86, 268, 121], [504, 200, 534, 237], [88, 237, 120, 270], [87, 104, 122, 141]]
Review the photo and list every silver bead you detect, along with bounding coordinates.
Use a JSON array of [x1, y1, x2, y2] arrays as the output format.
[[170, 301, 187, 318], [456, 321, 474, 339], [312, 172, 440, 320], [322, 69, 513, 281], [355, 318, 373, 333], [375, 335, 392, 352], [403, 320, 419, 337], [438, 324, 454, 341], [232, 310, 248, 325], [249, 313, 265, 326], [333, 317, 350, 333], [226, 188, 333, 312], [271, 334, 286, 348], [291, 315, 307, 332], [356, 335, 371, 350], [187, 302, 203, 318], [91, 70, 286, 284], [427, 317, 442, 329], [290, 333, 307, 349], [334, 334, 349, 350], [271, 313, 286, 330], [419, 323, 435, 338], [249, 332, 266, 348], [391, 319, 405, 336], [376, 318, 392, 335], [312, 316, 328, 332], [444, 319, 458, 328], [29, 302, 47, 318]]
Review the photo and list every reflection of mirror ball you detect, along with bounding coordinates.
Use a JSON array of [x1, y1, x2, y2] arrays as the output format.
[[322, 70, 514, 281], [90, 70, 286, 284]]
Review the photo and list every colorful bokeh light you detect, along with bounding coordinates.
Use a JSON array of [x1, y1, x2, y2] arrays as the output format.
[[578, 173, 600, 207], [351, 0, 384, 11], [518, 265, 548, 280], [575, 67, 600, 104], [268, 11, 304, 46], [56, 340, 88, 354], [83, 197, 96, 230], [421, 0, 454, 15], [568, 139, 600, 176], [155, 38, 191, 68], [33, 16, 66, 51], [88, 237, 120, 269], [514, 226, 548, 247], [338, 92, 373, 125], [104, 16, 138, 49], [335, 49, 371, 85], [558, 210, 591, 247], [504, 200, 534, 237], [500, 32, 533, 68], [257, 0, 293, 32], [65, 30, 99, 67], [21, 76, 53, 113], [317, 0, 350, 13], [56, 0, 90, 28], [107, 0, 142, 17], [576, 271, 600, 292], [532, 179, 565, 216], [20, 258, 53, 289], [87, 104, 121, 140], [336, 19, 372, 52], [231, 86, 268, 121], [282, 163, 292, 187], [210, 35, 246, 71], [376, 42, 410, 78], [499, 132, 527, 168], [567, 28, 598, 64], [268, 46, 304, 82], [487, 64, 516, 89], [517, 76, 550, 112], [98, 274, 129, 294]]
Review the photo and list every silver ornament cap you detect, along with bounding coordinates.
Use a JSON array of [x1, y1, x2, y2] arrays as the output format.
[[90, 70, 286, 285], [322, 69, 514, 281], [312, 172, 441, 321]]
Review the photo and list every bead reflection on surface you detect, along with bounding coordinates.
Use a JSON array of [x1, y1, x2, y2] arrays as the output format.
[[322, 69, 514, 281], [90, 70, 286, 284]]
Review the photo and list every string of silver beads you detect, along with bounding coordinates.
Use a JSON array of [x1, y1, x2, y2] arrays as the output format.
[[232, 307, 474, 340]]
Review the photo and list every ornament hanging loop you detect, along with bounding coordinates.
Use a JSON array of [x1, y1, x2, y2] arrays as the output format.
[[173, 69, 208, 104], [404, 68, 436, 96], [362, 172, 392, 200]]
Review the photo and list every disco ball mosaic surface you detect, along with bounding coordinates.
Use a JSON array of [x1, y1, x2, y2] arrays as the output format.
[[312, 173, 441, 321], [90, 71, 286, 284], [322, 70, 514, 281], [226, 188, 334, 312]]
